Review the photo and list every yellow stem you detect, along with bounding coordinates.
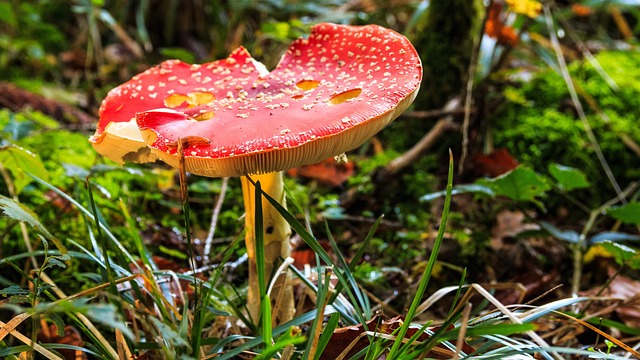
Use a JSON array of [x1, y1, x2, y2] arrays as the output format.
[[241, 172, 294, 325]]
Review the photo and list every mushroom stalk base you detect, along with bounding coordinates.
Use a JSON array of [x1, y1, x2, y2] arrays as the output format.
[[241, 172, 294, 326]]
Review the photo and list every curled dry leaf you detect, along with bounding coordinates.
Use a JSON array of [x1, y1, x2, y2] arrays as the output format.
[[37, 324, 87, 360], [597, 269, 640, 329], [287, 157, 355, 187], [491, 209, 539, 249], [578, 266, 640, 330]]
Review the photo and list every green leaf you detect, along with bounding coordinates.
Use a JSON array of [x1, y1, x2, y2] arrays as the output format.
[[548, 163, 590, 191], [607, 202, 640, 225], [0, 145, 49, 195], [0, 3, 16, 28], [478, 166, 551, 203], [46, 257, 67, 270], [159, 47, 195, 63], [148, 317, 190, 348], [49, 313, 66, 337], [0, 285, 30, 297], [0, 195, 51, 239], [256, 328, 306, 360], [0, 196, 66, 254], [540, 221, 580, 243], [589, 231, 640, 244], [86, 304, 135, 340], [158, 245, 188, 260], [598, 241, 640, 269], [420, 184, 494, 202]]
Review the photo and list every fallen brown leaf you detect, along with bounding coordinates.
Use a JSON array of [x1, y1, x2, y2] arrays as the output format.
[[37, 324, 87, 360], [319, 314, 474, 359], [288, 157, 355, 187]]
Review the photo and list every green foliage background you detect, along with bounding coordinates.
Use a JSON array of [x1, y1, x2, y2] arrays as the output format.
[[495, 50, 640, 205]]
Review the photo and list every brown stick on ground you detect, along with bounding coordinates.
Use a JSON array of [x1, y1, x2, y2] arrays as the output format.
[[379, 98, 461, 180]]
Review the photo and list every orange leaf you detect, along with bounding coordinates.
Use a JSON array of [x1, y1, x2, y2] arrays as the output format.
[[473, 148, 519, 177], [485, 3, 519, 46], [287, 157, 355, 187], [571, 4, 592, 17]]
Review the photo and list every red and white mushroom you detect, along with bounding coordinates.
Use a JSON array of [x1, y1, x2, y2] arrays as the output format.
[[90, 23, 422, 325]]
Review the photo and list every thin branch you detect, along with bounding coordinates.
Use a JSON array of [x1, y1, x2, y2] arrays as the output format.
[[381, 98, 460, 179], [403, 107, 470, 119], [459, 0, 491, 175], [572, 181, 638, 297], [543, 4, 626, 204], [203, 176, 229, 266], [551, 2, 619, 92]]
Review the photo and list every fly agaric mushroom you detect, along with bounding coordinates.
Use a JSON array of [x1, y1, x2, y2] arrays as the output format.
[[90, 23, 422, 325]]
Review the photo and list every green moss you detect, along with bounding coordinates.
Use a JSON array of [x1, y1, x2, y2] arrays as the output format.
[[494, 51, 640, 205]]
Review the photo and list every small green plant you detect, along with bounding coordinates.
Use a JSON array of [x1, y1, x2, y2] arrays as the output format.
[[494, 51, 640, 206], [422, 163, 640, 300]]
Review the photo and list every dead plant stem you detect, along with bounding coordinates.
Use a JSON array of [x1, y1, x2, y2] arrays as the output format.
[[459, 0, 490, 175], [382, 98, 459, 178], [204, 176, 229, 265], [573, 182, 638, 297], [543, 4, 626, 204]]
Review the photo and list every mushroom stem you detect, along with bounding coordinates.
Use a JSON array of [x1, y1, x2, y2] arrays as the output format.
[[241, 171, 294, 325]]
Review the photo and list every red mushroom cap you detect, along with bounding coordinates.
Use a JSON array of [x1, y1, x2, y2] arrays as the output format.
[[94, 23, 422, 176], [90, 47, 264, 163]]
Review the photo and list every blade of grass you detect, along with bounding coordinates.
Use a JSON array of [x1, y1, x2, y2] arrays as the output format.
[[0, 320, 63, 360], [323, 215, 383, 320], [349, 216, 381, 272], [312, 313, 340, 360], [85, 178, 119, 298], [254, 180, 272, 346], [119, 199, 156, 271], [191, 234, 245, 355], [177, 139, 199, 299], [471, 283, 562, 359], [28, 174, 140, 270], [543, 4, 624, 204], [387, 149, 455, 359], [254, 181, 266, 300], [37, 272, 119, 359], [213, 310, 318, 360], [326, 221, 370, 318], [288, 264, 358, 324], [304, 267, 334, 360], [247, 176, 368, 326]]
